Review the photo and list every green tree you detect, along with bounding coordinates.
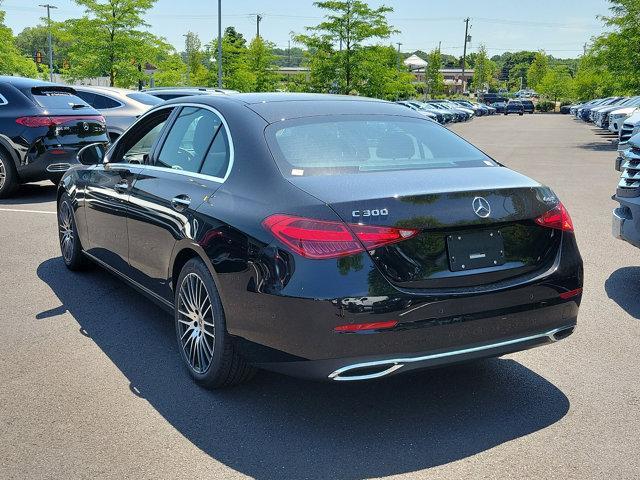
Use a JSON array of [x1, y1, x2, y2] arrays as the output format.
[[538, 65, 573, 104], [355, 45, 415, 99], [0, 8, 41, 77], [573, 52, 615, 100], [59, 0, 167, 87], [295, 0, 397, 94], [246, 36, 278, 92], [471, 44, 496, 93], [424, 48, 445, 97], [527, 51, 548, 89], [154, 52, 187, 86], [14, 25, 68, 73]]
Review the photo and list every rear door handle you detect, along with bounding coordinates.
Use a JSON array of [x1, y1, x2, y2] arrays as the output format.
[[171, 195, 191, 211]]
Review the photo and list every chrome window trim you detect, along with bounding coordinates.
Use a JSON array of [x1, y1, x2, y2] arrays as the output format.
[[106, 102, 234, 184], [0, 93, 7, 106]]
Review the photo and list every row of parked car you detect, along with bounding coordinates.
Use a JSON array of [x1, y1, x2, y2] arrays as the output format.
[[567, 95, 640, 251], [0, 75, 237, 197]]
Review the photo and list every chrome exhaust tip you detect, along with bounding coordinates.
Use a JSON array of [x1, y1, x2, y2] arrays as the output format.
[[329, 362, 404, 381], [547, 325, 575, 342], [46, 163, 71, 172]]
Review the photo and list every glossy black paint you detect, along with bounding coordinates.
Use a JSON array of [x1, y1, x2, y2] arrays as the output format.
[[0, 76, 107, 184], [58, 93, 583, 381]]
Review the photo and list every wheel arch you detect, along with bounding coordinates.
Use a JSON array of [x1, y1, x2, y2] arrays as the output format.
[[0, 137, 19, 170], [169, 241, 222, 297]]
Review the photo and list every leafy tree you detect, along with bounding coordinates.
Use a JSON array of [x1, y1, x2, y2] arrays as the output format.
[[355, 45, 415, 100], [14, 25, 67, 72], [573, 52, 615, 100], [538, 65, 573, 104], [0, 7, 41, 77], [424, 48, 445, 97], [527, 51, 548, 89], [508, 62, 529, 89], [295, 0, 397, 94], [58, 0, 167, 87], [246, 36, 278, 92], [471, 44, 496, 92], [154, 52, 187, 86]]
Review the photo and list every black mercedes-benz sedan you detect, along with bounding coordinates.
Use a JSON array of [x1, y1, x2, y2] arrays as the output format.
[[56, 93, 583, 388]]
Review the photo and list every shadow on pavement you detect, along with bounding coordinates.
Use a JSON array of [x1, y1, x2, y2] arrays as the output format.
[[577, 141, 618, 152], [605, 267, 640, 319], [0, 182, 57, 205], [37, 257, 570, 479]]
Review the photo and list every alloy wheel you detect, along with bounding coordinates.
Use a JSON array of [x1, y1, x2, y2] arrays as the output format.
[[0, 160, 5, 190], [58, 201, 75, 262], [177, 273, 215, 373]]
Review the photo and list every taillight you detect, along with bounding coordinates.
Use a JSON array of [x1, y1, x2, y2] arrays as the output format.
[[534, 202, 574, 232], [334, 320, 398, 333], [262, 214, 419, 259], [16, 115, 105, 128]]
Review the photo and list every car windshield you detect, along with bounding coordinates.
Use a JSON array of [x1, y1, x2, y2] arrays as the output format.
[[127, 92, 163, 106], [267, 115, 495, 177]]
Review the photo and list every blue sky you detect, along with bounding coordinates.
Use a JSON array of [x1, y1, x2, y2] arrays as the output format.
[[2, 0, 611, 58]]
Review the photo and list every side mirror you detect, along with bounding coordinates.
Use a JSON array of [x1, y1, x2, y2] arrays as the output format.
[[77, 142, 107, 165]]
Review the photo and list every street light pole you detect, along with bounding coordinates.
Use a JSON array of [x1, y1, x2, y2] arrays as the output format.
[[217, 0, 222, 88], [39, 4, 57, 82]]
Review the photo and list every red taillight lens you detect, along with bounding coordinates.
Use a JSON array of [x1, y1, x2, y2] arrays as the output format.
[[334, 320, 398, 333], [16, 115, 105, 128], [559, 287, 582, 299], [262, 214, 419, 259], [534, 202, 574, 232]]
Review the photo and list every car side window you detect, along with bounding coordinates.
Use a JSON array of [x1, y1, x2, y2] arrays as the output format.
[[156, 107, 222, 173], [200, 125, 230, 178], [110, 109, 173, 164], [92, 94, 121, 109]]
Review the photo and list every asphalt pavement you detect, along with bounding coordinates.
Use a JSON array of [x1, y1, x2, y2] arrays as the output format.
[[1, 114, 638, 479]]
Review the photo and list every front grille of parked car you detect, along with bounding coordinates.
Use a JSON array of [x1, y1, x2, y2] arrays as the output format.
[[618, 147, 640, 196], [620, 122, 635, 144]]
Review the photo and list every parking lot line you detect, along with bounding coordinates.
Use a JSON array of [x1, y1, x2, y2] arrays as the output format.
[[0, 207, 56, 215]]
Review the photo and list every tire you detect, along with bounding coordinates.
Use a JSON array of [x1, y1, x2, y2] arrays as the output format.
[[175, 258, 256, 388], [519, 112, 524, 116], [57, 192, 89, 270], [0, 149, 18, 198]]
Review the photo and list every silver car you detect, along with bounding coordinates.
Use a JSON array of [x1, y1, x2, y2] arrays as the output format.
[[73, 86, 163, 141]]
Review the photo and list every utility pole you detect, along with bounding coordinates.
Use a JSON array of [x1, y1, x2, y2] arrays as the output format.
[[217, 0, 222, 88], [438, 40, 441, 53], [583, 42, 587, 55], [288, 39, 291, 67], [255, 14, 262, 38], [183, 34, 190, 85], [39, 4, 57, 82], [461, 17, 470, 94], [396, 42, 402, 69]]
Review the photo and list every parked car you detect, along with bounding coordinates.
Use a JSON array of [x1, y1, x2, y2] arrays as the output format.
[[613, 133, 640, 247], [609, 106, 638, 134], [425, 100, 470, 121], [520, 100, 535, 114], [73, 86, 162, 141], [481, 93, 508, 105], [505, 100, 525, 115], [618, 110, 640, 151], [0, 76, 108, 197], [396, 101, 443, 124], [143, 87, 238, 101], [491, 101, 507, 113], [56, 93, 582, 387]]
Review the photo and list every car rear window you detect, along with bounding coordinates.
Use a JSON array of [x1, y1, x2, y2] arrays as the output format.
[[266, 115, 496, 177], [29, 88, 90, 110]]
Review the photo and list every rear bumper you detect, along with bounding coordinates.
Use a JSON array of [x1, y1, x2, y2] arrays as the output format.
[[17, 148, 81, 182], [256, 323, 577, 381]]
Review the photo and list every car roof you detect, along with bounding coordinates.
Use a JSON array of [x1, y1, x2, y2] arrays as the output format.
[[161, 92, 420, 123], [0, 75, 65, 89]]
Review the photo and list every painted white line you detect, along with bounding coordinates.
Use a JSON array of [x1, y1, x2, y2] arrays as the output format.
[[0, 207, 56, 215]]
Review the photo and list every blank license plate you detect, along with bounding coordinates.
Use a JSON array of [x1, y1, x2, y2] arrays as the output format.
[[447, 230, 505, 272]]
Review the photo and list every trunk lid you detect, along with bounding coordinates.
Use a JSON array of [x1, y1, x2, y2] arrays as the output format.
[[289, 167, 562, 289]]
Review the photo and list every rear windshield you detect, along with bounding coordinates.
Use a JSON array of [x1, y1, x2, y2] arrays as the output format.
[[266, 115, 495, 177], [127, 92, 163, 106], [29, 88, 90, 110]]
